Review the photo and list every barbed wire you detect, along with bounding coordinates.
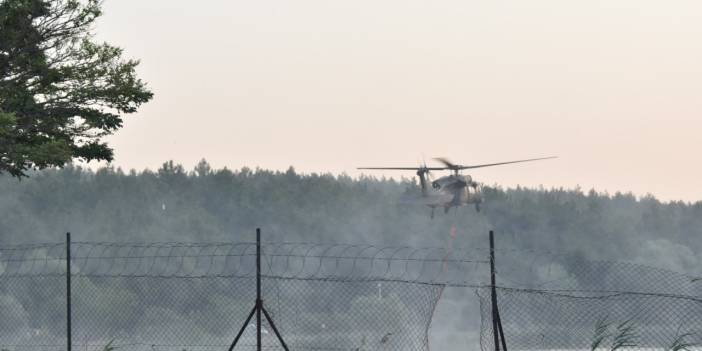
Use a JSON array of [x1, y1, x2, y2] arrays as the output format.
[[4, 240, 702, 351], [0, 242, 490, 286], [2, 241, 700, 294]]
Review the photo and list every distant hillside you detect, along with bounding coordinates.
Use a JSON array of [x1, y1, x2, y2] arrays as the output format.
[[2, 160, 701, 274]]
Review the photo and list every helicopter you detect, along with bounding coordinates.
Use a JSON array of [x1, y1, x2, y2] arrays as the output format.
[[359, 156, 556, 218]]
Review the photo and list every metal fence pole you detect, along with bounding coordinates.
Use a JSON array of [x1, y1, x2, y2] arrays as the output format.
[[227, 228, 289, 351], [490, 230, 508, 351], [490, 230, 500, 351], [256, 228, 262, 351], [66, 232, 72, 351], [496, 303, 508, 351]]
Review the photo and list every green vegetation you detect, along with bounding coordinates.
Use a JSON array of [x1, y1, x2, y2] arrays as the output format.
[[0, 161, 700, 349], [590, 318, 639, 351], [1, 160, 701, 272], [590, 317, 610, 351], [589, 319, 700, 351], [667, 328, 699, 351], [103, 339, 115, 351], [610, 320, 639, 351], [0, 0, 152, 178]]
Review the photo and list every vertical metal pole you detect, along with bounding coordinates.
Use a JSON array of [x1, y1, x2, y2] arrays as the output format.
[[66, 232, 72, 351], [256, 228, 262, 351], [489, 230, 500, 351], [497, 309, 508, 351]]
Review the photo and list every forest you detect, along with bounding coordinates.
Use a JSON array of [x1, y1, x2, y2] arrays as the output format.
[[1, 159, 700, 274], [1, 160, 701, 350], [0, 160, 702, 271]]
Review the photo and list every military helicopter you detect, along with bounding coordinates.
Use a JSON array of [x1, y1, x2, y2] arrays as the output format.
[[359, 156, 556, 218]]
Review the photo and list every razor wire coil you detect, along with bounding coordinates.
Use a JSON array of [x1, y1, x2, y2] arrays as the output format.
[[3, 240, 702, 351]]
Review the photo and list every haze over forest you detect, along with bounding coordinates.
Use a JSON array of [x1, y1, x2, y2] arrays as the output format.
[[3, 160, 701, 275], [2, 161, 702, 350]]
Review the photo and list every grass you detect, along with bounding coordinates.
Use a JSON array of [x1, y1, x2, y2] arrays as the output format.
[[610, 320, 638, 351], [667, 323, 699, 351], [103, 339, 116, 351], [668, 333, 697, 351], [590, 317, 639, 351], [591, 317, 611, 351]]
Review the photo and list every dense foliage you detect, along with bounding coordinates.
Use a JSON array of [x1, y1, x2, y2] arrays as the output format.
[[2, 161, 701, 350], [2, 160, 701, 273], [0, 0, 152, 178]]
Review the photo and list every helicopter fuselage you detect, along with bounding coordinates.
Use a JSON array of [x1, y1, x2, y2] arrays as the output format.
[[427, 174, 482, 210]]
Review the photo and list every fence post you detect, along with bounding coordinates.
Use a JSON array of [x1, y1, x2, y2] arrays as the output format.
[[490, 230, 500, 351], [227, 228, 289, 351], [66, 232, 72, 351], [489, 230, 508, 351], [256, 228, 262, 351]]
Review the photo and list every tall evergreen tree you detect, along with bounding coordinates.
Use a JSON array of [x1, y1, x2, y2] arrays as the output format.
[[0, 0, 152, 177]]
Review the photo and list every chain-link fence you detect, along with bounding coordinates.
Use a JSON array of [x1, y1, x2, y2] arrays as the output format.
[[479, 254, 702, 351], [0, 240, 486, 351], [4, 237, 701, 351]]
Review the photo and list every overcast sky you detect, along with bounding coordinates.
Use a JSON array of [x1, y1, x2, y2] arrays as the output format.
[[93, 0, 702, 202]]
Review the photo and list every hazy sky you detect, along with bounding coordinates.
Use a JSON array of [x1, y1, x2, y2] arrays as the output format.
[[94, 0, 702, 202]]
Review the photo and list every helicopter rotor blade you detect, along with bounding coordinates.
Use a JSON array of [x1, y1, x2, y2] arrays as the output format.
[[357, 167, 446, 171], [433, 157, 456, 169], [359, 156, 556, 172], [456, 156, 557, 170]]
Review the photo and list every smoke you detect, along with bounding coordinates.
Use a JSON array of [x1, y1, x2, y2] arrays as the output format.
[[1, 162, 701, 351], [633, 239, 700, 275]]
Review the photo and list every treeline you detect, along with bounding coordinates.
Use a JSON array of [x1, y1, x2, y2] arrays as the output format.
[[2, 160, 701, 273]]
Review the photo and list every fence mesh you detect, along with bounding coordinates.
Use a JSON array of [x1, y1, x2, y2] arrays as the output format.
[[0, 242, 484, 351], [479, 254, 702, 351], [4, 240, 702, 351]]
